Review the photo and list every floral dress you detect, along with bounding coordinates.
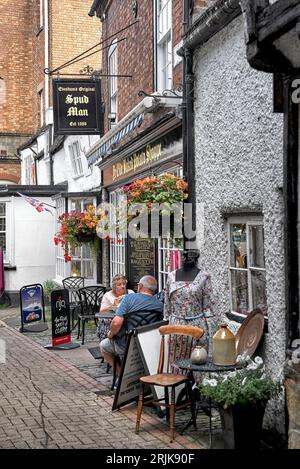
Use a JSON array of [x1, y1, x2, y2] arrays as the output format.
[[164, 270, 220, 352]]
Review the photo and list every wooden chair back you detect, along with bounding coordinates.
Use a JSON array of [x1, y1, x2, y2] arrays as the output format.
[[157, 324, 204, 375]]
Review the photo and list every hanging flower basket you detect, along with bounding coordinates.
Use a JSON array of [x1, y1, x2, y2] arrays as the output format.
[[54, 205, 101, 262], [75, 232, 96, 243], [122, 173, 188, 243]]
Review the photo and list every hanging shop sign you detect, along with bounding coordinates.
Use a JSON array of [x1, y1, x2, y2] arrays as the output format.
[[53, 79, 102, 135], [19, 284, 48, 333]]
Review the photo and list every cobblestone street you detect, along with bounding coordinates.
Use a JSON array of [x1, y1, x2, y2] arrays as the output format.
[[0, 316, 220, 449]]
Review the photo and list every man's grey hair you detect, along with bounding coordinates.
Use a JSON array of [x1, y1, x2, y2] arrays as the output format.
[[139, 275, 157, 292]]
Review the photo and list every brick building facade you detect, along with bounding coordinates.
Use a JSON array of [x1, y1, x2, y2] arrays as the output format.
[[86, 0, 209, 290], [0, 0, 101, 185]]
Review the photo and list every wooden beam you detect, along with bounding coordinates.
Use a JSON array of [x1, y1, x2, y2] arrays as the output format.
[[258, 0, 300, 43]]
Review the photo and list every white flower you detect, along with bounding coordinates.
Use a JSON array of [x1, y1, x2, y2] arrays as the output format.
[[246, 362, 259, 371], [228, 371, 237, 378], [202, 378, 210, 386], [241, 377, 247, 386], [254, 356, 264, 365], [209, 379, 218, 387]]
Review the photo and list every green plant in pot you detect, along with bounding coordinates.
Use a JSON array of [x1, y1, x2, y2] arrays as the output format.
[[198, 356, 281, 449]]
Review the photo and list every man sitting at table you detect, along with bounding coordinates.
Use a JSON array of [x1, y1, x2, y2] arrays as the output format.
[[100, 275, 163, 378]]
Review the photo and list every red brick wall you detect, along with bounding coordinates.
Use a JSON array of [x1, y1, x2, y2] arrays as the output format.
[[0, 163, 21, 184], [0, 0, 34, 135], [101, 0, 184, 134]]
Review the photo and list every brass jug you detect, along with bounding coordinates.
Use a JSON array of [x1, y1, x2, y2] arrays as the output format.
[[213, 323, 236, 366]]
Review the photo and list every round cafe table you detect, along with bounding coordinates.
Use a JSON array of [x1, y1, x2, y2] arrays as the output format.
[[175, 357, 245, 448]]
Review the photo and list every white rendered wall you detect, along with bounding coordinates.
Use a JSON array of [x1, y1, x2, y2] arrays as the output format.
[[193, 15, 285, 431], [5, 196, 56, 291]]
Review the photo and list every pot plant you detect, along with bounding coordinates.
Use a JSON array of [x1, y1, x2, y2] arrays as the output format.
[[54, 205, 100, 262], [198, 356, 281, 449], [121, 173, 188, 243]]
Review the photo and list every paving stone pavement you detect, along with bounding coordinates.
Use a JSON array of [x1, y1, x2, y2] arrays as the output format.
[[0, 321, 210, 449]]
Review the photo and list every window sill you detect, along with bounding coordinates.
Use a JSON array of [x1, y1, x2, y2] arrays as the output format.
[[72, 174, 84, 180], [226, 311, 268, 333], [4, 265, 17, 271]]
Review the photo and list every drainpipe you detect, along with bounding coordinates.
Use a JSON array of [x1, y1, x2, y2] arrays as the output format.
[[44, 0, 49, 116], [182, 0, 196, 249], [283, 76, 299, 345]]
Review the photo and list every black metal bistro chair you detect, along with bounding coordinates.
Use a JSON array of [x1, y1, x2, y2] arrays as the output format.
[[77, 285, 106, 345], [111, 309, 164, 390], [62, 276, 85, 329]]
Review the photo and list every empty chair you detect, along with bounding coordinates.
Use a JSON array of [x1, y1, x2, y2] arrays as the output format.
[[77, 285, 106, 344], [135, 324, 204, 442], [62, 276, 85, 328]]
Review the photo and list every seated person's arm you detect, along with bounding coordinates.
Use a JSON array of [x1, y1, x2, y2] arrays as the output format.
[[108, 316, 124, 339], [107, 296, 128, 339]]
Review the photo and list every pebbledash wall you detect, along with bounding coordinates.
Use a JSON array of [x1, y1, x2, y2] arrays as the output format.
[[193, 15, 286, 433]]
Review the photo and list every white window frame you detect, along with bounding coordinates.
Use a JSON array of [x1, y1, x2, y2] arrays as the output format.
[[0, 198, 14, 266], [55, 197, 66, 283], [55, 197, 97, 284], [69, 141, 83, 177], [227, 216, 267, 317], [108, 41, 118, 128], [24, 156, 32, 185], [39, 0, 44, 29], [157, 165, 183, 290], [155, 0, 172, 92], [109, 189, 126, 284]]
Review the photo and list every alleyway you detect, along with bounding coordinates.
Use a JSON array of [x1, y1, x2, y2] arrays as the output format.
[[0, 320, 207, 449]]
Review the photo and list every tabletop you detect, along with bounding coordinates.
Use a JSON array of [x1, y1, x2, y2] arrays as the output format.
[[95, 311, 115, 320], [176, 357, 245, 373]]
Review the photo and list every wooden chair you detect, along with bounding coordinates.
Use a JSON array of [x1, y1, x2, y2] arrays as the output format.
[[77, 285, 106, 344], [111, 310, 164, 390], [135, 324, 204, 442]]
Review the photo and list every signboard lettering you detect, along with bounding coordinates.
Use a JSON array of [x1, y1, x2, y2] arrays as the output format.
[[112, 144, 161, 182], [128, 238, 155, 291], [50, 289, 71, 347], [53, 79, 102, 135]]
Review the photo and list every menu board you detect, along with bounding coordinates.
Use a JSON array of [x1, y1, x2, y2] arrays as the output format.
[[50, 289, 71, 347], [128, 238, 155, 290]]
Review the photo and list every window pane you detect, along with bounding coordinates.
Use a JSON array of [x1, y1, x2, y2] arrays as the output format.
[[82, 260, 93, 279], [251, 270, 267, 315], [0, 203, 5, 215], [0, 233, 5, 250], [230, 224, 247, 268], [230, 270, 248, 314], [71, 261, 81, 277], [0, 218, 5, 231], [249, 225, 265, 268]]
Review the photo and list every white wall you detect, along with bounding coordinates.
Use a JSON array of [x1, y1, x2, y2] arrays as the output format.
[[193, 15, 285, 432], [5, 196, 56, 291], [52, 135, 101, 192]]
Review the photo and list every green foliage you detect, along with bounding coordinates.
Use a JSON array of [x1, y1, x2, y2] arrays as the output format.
[[43, 279, 60, 302], [198, 356, 281, 409]]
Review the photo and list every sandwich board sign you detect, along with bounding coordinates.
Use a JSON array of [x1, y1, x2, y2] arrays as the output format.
[[112, 320, 167, 411], [45, 289, 79, 350], [20, 284, 48, 333]]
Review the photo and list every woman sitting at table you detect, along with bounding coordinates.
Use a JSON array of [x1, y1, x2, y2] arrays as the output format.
[[97, 275, 135, 342]]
